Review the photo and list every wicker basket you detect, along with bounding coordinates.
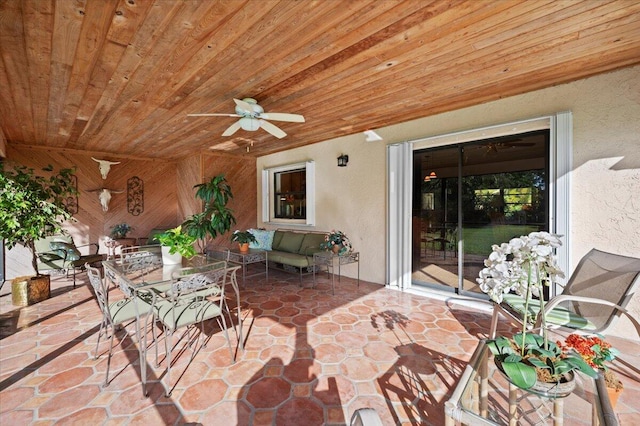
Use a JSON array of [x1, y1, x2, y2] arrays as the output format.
[[11, 275, 51, 306]]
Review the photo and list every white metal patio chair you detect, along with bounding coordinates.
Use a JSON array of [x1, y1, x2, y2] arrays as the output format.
[[151, 261, 234, 396], [86, 264, 155, 390]]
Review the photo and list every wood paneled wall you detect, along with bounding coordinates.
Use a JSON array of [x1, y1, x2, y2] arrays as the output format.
[[4, 145, 178, 279], [3, 145, 256, 279], [176, 154, 202, 223]]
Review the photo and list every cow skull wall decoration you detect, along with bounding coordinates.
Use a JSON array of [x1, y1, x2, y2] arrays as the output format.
[[89, 188, 124, 212], [91, 157, 121, 179]]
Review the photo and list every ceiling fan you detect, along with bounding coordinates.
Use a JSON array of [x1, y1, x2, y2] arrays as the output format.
[[187, 98, 305, 139]]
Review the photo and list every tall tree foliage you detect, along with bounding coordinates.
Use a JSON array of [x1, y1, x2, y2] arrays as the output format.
[[0, 163, 77, 275], [181, 174, 236, 253]]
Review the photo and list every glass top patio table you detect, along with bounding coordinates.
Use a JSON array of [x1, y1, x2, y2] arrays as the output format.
[[444, 339, 618, 426], [102, 253, 244, 394]]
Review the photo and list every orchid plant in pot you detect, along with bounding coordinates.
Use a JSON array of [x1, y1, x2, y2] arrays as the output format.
[[477, 231, 597, 394]]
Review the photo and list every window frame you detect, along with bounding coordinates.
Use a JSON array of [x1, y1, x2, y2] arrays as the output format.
[[262, 161, 315, 225]]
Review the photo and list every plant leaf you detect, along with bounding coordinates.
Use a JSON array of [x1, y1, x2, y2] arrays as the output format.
[[502, 361, 538, 389]]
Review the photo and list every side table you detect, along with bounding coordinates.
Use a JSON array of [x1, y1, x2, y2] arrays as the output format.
[[208, 247, 268, 287], [444, 339, 617, 426], [313, 251, 359, 295], [105, 237, 137, 259]]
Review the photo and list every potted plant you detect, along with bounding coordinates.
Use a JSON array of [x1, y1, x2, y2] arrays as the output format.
[[181, 174, 236, 253], [154, 225, 197, 264], [561, 333, 624, 407], [231, 230, 257, 253], [320, 230, 353, 255], [0, 162, 77, 304], [477, 231, 597, 394], [110, 223, 132, 239]]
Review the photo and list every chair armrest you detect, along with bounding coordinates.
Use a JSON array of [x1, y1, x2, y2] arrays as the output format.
[[302, 245, 322, 259], [536, 295, 640, 336]]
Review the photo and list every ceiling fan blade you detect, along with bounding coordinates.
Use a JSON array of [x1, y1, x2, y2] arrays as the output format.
[[187, 113, 241, 117], [259, 112, 305, 123], [259, 119, 286, 138], [233, 98, 254, 114], [222, 120, 242, 136]]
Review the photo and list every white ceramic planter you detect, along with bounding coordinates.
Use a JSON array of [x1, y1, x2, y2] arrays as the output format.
[[161, 246, 182, 265]]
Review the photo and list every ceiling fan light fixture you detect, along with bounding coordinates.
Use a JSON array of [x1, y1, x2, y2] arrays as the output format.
[[239, 117, 260, 131]]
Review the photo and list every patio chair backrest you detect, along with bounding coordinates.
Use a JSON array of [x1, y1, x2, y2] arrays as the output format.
[[86, 264, 110, 322], [562, 249, 640, 332], [169, 261, 228, 299]]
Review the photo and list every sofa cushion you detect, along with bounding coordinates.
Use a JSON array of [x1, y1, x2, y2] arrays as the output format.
[[273, 231, 305, 253], [268, 251, 312, 268], [297, 233, 326, 255], [272, 230, 285, 250], [248, 229, 275, 251]]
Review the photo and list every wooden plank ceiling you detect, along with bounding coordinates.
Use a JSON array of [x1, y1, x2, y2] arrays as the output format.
[[1, 0, 639, 160]]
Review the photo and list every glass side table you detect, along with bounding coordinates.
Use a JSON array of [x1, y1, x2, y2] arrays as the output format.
[[444, 339, 618, 426], [313, 251, 359, 295], [208, 246, 268, 287]]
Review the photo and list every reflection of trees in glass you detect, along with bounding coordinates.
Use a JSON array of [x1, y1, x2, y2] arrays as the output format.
[[461, 170, 545, 224]]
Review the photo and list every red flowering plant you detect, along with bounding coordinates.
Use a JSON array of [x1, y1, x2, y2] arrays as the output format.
[[560, 334, 623, 390]]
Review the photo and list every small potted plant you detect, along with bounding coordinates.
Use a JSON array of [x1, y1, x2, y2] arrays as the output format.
[[154, 225, 197, 264], [110, 223, 132, 239], [231, 230, 257, 253], [320, 230, 353, 256], [561, 333, 624, 407]]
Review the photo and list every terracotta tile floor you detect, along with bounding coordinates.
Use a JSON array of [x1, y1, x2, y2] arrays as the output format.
[[1, 270, 639, 425]]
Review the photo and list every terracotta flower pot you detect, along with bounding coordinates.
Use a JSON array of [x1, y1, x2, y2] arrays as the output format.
[[607, 385, 622, 409], [239, 243, 250, 253]]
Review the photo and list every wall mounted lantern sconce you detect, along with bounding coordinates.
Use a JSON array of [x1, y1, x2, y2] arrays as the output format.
[[337, 154, 349, 167]]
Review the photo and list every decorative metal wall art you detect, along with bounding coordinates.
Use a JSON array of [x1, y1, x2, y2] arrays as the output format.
[[127, 176, 144, 216], [64, 174, 79, 214]]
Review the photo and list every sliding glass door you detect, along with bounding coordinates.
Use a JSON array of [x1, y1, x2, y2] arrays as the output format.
[[411, 130, 549, 295]]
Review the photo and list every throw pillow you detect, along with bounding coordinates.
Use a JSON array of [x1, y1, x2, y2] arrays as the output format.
[[49, 241, 81, 261], [248, 229, 275, 251]]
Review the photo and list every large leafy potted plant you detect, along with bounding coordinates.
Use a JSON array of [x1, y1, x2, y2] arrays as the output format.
[[153, 225, 197, 265], [181, 174, 236, 253], [477, 232, 597, 395], [1, 162, 77, 304]]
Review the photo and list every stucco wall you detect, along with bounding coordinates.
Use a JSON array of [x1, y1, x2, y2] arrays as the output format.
[[257, 65, 640, 338]]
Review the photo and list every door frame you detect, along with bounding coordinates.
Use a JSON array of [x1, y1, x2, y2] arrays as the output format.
[[387, 112, 572, 297]]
